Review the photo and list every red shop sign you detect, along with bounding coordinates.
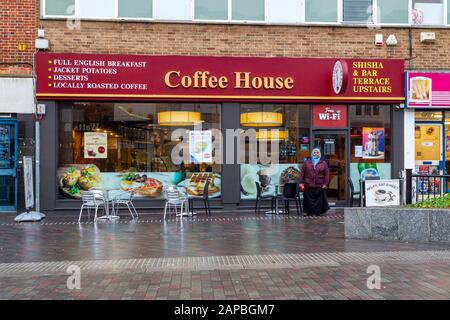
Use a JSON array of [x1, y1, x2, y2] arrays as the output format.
[[313, 105, 347, 128], [35, 53, 404, 103]]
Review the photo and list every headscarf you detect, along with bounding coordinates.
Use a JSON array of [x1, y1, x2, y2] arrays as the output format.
[[311, 148, 321, 168]]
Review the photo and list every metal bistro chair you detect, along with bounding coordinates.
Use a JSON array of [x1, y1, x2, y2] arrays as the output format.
[[348, 178, 360, 207], [79, 190, 106, 222], [164, 186, 188, 219], [113, 190, 138, 219], [275, 182, 302, 215], [202, 181, 212, 216], [187, 181, 211, 216], [255, 181, 274, 214]]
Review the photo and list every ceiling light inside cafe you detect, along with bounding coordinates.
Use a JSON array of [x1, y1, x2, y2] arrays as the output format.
[[240, 112, 283, 127], [157, 111, 203, 126]]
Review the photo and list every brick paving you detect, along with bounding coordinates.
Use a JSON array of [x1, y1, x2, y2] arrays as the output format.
[[0, 210, 449, 300]]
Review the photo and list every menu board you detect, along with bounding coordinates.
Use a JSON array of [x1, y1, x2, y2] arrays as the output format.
[[0, 125, 11, 169]]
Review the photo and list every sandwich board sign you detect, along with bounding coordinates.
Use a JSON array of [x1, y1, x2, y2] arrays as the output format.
[[364, 179, 401, 207], [15, 156, 45, 222]]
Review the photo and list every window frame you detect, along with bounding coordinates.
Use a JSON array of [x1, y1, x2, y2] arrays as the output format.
[[303, 0, 342, 25], [193, 0, 268, 24], [42, 0, 156, 21], [40, 0, 450, 27]]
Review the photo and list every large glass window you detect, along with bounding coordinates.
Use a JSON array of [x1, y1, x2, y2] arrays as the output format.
[[267, 0, 302, 23], [232, 0, 265, 21], [45, 0, 74, 16], [195, 0, 228, 20], [58, 103, 222, 200], [343, 0, 373, 23], [448, 0, 450, 24], [412, 0, 444, 25], [378, 0, 409, 24], [305, 0, 338, 23], [349, 105, 392, 193], [239, 104, 310, 199], [156, 0, 191, 20], [119, 0, 153, 18], [79, 0, 115, 18]]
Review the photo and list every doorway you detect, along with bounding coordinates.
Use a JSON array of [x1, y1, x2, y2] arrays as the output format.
[[0, 120, 18, 212], [312, 131, 347, 203]]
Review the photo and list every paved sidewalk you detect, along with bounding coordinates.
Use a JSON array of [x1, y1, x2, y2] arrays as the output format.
[[0, 210, 449, 300]]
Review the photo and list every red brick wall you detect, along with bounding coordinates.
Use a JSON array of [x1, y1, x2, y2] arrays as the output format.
[[40, 20, 450, 70], [0, 0, 37, 75]]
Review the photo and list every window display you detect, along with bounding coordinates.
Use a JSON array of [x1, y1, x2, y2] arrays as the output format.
[[239, 104, 310, 199], [58, 102, 222, 200], [349, 105, 392, 192]]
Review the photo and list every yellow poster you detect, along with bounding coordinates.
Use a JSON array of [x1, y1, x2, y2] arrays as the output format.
[[415, 125, 441, 161]]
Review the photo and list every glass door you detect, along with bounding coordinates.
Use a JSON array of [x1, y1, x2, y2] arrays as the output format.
[[0, 120, 18, 211], [312, 131, 347, 203]]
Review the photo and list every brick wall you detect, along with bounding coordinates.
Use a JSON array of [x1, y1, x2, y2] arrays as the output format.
[[41, 20, 450, 70], [0, 0, 37, 76]]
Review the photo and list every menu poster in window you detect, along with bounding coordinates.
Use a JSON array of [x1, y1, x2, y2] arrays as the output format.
[[446, 136, 450, 153], [189, 131, 213, 164], [355, 145, 363, 158], [84, 132, 108, 159], [362, 128, 385, 159]]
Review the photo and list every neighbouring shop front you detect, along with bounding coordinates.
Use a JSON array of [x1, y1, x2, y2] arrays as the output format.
[[406, 71, 450, 192], [0, 77, 35, 212], [35, 53, 404, 211]]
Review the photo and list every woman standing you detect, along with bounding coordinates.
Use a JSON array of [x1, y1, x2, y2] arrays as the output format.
[[299, 148, 330, 216]]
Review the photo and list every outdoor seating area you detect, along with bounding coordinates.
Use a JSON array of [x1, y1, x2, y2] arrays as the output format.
[[255, 181, 303, 215], [78, 189, 139, 222]]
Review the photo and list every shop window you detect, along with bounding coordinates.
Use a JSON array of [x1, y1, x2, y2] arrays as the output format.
[[448, 0, 450, 24], [155, 0, 191, 20], [305, 0, 338, 23], [378, 0, 409, 24], [58, 102, 222, 201], [349, 105, 392, 193], [79, 0, 115, 18], [45, 0, 74, 16], [232, 0, 265, 21], [267, 0, 302, 23], [411, 0, 443, 25], [239, 104, 310, 200], [119, 0, 153, 19], [343, 0, 373, 23], [195, 0, 228, 20]]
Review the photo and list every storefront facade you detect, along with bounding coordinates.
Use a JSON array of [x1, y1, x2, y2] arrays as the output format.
[[406, 71, 450, 191], [35, 53, 404, 211]]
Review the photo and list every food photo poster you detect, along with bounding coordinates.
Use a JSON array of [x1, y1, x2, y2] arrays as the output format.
[[57, 165, 222, 200], [362, 127, 385, 160], [241, 164, 301, 199]]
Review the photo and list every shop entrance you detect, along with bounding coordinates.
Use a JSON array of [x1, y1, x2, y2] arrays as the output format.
[[0, 120, 18, 212], [312, 131, 347, 204]]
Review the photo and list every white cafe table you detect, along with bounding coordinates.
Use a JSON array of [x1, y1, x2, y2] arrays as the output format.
[[92, 187, 120, 221]]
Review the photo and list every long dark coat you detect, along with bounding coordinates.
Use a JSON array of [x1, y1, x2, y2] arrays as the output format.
[[299, 157, 330, 188]]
